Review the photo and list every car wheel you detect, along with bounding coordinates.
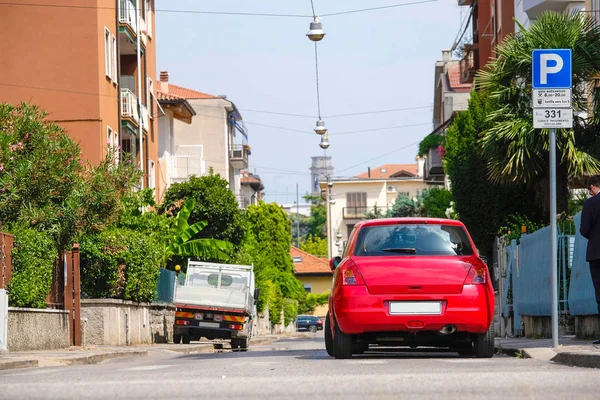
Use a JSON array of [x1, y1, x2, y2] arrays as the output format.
[[173, 334, 182, 344], [309, 325, 318, 333], [332, 316, 353, 359], [182, 335, 191, 345], [473, 327, 494, 358], [324, 312, 334, 357]]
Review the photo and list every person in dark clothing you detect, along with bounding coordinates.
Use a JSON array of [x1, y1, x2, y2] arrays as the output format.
[[579, 175, 600, 344]]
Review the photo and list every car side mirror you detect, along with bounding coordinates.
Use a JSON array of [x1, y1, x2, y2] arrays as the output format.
[[330, 256, 342, 271], [254, 288, 260, 305]]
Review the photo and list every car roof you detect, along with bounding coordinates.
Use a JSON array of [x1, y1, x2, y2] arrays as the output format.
[[355, 217, 465, 229]]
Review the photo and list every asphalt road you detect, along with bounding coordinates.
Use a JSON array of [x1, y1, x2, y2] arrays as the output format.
[[1, 333, 599, 400]]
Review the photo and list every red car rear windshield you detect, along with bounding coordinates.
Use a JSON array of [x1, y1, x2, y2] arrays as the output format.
[[353, 224, 474, 257]]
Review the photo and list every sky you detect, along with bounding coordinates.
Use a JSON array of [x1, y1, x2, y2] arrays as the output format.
[[155, 0, 467, 204]]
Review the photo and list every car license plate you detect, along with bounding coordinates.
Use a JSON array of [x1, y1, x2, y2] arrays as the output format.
[[389, 301, 441, 315], [197, 322, 220, 328]]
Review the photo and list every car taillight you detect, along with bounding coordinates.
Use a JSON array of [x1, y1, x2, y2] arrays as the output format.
[[341, 259, 365, 286], [317, 320, 323, 324], [465, 258, 488, 284]]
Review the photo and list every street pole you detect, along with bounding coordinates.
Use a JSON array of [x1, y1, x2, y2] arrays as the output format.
[[296, 183, 300, 248], [550, 127, 559, 348]]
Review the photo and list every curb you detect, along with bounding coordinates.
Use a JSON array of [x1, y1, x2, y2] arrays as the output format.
[[162, 345, 214, 355], [53, 350, 148, 365], [0, 360, 38, 371], [496, 345, 600, 369], [552, 352, 600, 369]]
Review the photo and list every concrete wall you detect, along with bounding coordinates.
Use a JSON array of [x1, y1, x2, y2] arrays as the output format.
[[81, 299, 175, 346], [574, 316, 599, 340], [8, 308, 70, 351]]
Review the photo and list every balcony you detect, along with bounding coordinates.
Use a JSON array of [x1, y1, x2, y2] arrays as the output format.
[[459, 45, 479, 84], [140, 104, 149, 132], [343, 206, 390, 220], [121, 88, 139, 126], [457, 0, 472, 5], [119, 0, 145, 55], [229, 144, 249, 170]]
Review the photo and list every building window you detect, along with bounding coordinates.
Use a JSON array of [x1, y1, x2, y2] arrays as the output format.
[[145, 0, 153, 38], [104, 27, 111, 78], [147, 76, 154, 118], [346, 192, 367, 208], [304, 284, 312, 294], [111, 35, 118, 82], [148, 159, 156, 189], [107, 126, 119, 164]]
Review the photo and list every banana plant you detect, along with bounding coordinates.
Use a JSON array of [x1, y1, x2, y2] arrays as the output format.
[[160, 198, 232, 268]]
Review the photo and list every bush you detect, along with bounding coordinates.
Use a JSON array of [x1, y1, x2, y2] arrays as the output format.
[[80, 227, 162, 302], [420, 188, 452, 218], [299, 292, 329, 314], [159, 172, 246, 250], [8, 224, 58, 308]]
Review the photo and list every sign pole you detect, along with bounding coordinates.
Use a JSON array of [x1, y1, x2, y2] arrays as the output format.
[[549, 127, 559, 348]]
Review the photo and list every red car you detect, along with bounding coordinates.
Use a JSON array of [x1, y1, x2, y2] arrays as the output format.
[[324, 218, 495, 359]]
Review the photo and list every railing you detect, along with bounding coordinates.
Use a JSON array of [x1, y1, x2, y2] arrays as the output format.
[[121, 88, 139, 124], [343, 206, 389, 219], [459, 45, 479, 84], [171, 154, 205, 182], [119, 0, 137, 33]]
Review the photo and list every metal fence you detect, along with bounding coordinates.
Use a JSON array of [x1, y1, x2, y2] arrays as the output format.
[[498, 220, 578, 337]]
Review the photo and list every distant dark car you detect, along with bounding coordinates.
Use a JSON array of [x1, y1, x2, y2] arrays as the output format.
[[296, 315, 323, 333]]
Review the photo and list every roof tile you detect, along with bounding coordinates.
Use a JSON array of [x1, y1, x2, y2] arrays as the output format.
[[291, 247, 331, 275], [356, 163, 418, 179], [156, 81, 221, 100], [447, 64, 472, 91]]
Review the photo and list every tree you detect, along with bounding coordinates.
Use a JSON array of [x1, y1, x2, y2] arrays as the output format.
[[388, 193, 421, 217], [444, 90, 542, 258], [159, 171, 246, 250], [0, 102, 140, 251], [303, 194, 327, 239], [476, 11, 600, 218], [159, 198, 232, 268], [365, 204, 386, 220], [420, 188, 452, 218], [244, 201, 306, 324], [300, 235, 328, 257]]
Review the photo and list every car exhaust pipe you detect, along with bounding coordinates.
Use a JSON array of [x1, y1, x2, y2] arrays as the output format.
[[439, 325, 456, 335]]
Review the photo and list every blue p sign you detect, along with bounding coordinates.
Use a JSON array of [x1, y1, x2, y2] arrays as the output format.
[[532, 49, 572, 89]]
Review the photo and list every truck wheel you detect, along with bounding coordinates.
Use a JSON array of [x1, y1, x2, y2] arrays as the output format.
[[230, 339, 239, 351], [182, 335, 191, 344], [239, 338, 249, 352], [173, 334, 182, 344]]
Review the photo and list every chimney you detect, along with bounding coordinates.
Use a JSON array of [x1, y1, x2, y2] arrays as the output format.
[[159, 71, 169, 92], [442, 50, 451, 62], [367, 167, 371, 178]]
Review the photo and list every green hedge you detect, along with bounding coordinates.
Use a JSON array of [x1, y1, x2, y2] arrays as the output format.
[[8, 224, 58, 308], [80, 227, 162, 302]]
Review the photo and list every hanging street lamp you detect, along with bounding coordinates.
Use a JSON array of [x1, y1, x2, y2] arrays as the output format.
[[306, 16, 325, 41]]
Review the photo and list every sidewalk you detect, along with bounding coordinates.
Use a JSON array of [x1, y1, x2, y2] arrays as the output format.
[[0, 336, 277, 371], [495, 336, 600, 368]]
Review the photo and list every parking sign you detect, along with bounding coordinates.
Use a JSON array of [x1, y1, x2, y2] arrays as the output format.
[[532, 49, 572, 89]]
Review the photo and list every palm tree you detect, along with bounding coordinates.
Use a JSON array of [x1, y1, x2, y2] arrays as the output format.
[[476, 11, 600, 218], [160, 198, 232, 268]]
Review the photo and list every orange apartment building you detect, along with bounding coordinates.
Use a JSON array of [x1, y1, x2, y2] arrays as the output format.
[[458, 0, 515, 83], [0, 0, 161, 198]]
